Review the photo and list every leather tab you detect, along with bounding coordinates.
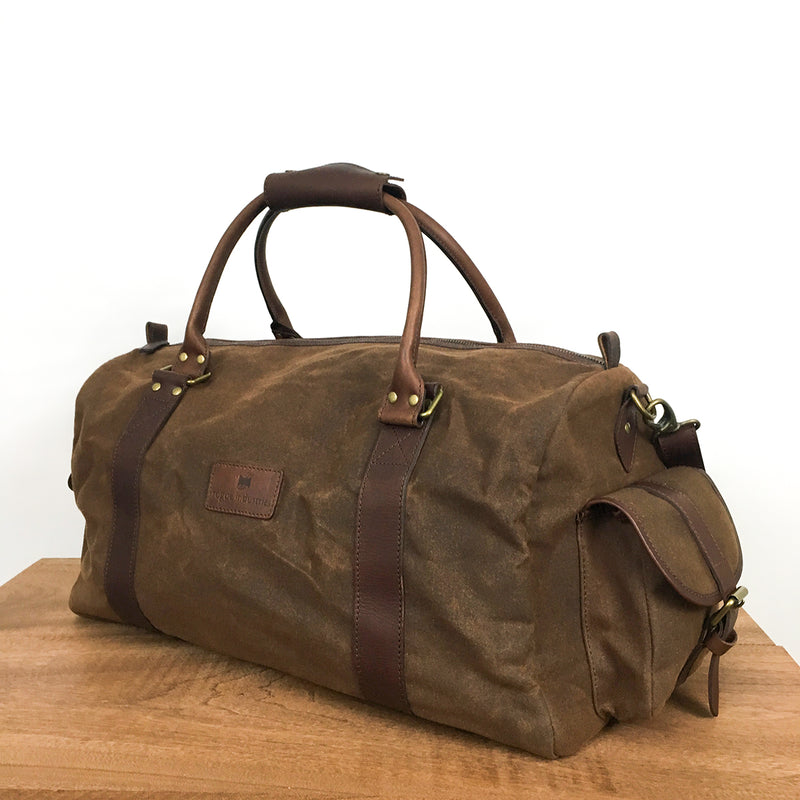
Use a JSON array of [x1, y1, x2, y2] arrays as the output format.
[[140, 321, 170, 354], [614, 394, 639, 472], [264, 163, 406, 214], [598, 331, 621, 369]]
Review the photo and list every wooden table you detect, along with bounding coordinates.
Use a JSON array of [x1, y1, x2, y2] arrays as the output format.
[[1, 560, 798, 798]]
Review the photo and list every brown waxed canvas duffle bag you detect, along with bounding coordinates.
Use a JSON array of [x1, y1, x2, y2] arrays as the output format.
[[69, 163, 746, 758]]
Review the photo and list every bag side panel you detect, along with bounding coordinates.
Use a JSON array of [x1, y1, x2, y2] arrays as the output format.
[[530, 365, 665, 755]]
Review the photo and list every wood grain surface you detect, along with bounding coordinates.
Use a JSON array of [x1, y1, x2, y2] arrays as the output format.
[[1, 559, 798, 799]]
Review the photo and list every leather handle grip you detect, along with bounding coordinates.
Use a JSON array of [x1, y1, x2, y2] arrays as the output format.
[[263, 163, 407, 214], [174, 190, 428, 426], [253, 203, 517, 344]]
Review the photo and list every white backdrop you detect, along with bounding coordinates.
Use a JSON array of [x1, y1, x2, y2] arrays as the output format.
[[1, 2, 798, 665]]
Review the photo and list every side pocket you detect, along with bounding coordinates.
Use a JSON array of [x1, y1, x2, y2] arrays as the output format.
[[578, 466, 743, 721]]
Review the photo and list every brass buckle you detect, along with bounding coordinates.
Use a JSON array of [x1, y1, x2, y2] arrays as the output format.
[[158, 364, 212, 386], [709, 586, 749, 629], [628, 389, 700, 436], [419, 387, 444, 419]]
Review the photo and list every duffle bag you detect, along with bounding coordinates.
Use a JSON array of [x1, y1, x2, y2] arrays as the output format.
[[69, 163, 745, 758]]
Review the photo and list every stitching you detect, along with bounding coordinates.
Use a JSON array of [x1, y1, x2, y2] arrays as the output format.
[[374, 429, 414, 463], [589, 497, 719, 604], [638, 481, 733, 593], [638, 545, 656, 715], [576, 513, 602, 718], [353, 443, 377, 674], [104, 391, 152, 595], [127, 393, 176, 604], [204, 464, 283, 519]]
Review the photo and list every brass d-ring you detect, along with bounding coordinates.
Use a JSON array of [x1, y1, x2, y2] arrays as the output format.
[[629, 389, 656, 421], [419, 387, 444, 419]]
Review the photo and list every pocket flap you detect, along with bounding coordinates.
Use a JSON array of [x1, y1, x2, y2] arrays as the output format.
[[584, 466, 743, 606]]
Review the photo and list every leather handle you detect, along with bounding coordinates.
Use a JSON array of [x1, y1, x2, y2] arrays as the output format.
[[263, 163, 407, 213], [174, 191, 429, 426], [253, 203, 517, 344]]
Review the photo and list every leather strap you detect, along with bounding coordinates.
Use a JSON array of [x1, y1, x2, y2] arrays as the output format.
[[103, 367, 190, 627], [264, 163, 406, 213], [655, 423, 705, 470], [175, 190, 427, 425], [706, 612, 739, 716], [252, 202, 517, 344], [637, 481, 737, 599], [353, 387, 438, 712]]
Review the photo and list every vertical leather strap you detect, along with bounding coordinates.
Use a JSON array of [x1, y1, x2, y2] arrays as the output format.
[[353, 390, 438, 713], [103, 367, 190, 628]]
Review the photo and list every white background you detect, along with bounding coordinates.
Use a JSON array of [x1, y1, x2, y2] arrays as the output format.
[[1, 2, 798, 665]]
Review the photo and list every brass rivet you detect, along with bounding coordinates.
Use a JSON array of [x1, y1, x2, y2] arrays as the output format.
[[172, 386, 183, 396], [178, 352, 188, 362], [624, 422, 632, 434], [408, 394, 419, 407], [151, 382, 161, 392], [388, 391, 398, 404], [196, 354, 206, 365]]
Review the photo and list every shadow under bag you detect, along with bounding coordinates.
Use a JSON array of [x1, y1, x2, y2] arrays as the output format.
[[69, 163, 745, 757]]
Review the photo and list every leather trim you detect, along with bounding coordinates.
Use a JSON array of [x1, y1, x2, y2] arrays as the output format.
[[140, 321, 170, 354], [264, 163, 405, 213], [614, 394, 639, 472], [655, 424, 705, 470], [597, 331, 620, 369], [103, 367, 189, 628], [637, 480, 737, 599], [353, 388, 438, 713]]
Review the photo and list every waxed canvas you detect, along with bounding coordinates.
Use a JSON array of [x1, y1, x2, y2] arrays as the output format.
[[70, 334, 742, 757]]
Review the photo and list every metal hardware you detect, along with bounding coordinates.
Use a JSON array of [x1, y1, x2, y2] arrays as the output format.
[[387, 391, 398, 404], [408, 394, 419, 407], [178, 352, 188, 362], [151, 382, 161, 392], [630, 390, 657, 421], [709, 586, 749, 629], [419, 387, 444, 419], [171, 386, 183, 396], [157, 364, 212, 386], [628, 389, 701, 436], [196, 354, 206, 364]]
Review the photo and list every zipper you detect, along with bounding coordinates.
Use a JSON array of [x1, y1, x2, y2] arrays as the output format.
[[204, 335, 603, 366]]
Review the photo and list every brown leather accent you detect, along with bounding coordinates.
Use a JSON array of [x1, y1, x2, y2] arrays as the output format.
[[614, 394, 639, 472], [140, 322, 170, 354], [353, 387, 438, 712], [264, 163, 406, 213], [597, 331, 620, 369], [655, 423, 705, 470], [252, 200, 516, 344], [178, 190, 427, 426], [637, 480, 737, 600], [401, 203, 516, 344], [205, 462, 283, 520], [377, 194, 426, 427], [103, 367, 190, 628], [145, 321, 168, 344], [254, 209, 300, 338], [705, 610, 739, 716], [178, 194, 268, 378]]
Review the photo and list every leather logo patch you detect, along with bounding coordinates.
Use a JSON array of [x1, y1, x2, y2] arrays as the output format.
[[205, 462, 283, 520]]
